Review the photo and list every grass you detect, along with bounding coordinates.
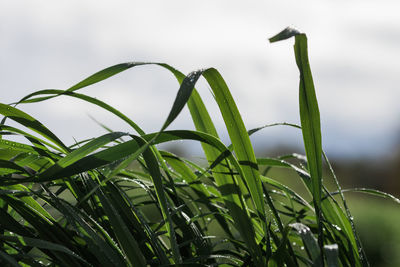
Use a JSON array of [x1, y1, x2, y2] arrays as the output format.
[[0, 27, 398, 266]]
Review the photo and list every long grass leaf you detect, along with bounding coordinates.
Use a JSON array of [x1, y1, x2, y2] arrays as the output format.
[[0, 103, 68, 153], [202, 68, 266, 242]]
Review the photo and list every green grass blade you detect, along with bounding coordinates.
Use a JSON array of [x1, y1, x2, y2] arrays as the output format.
[[290, 222, 322, 264], [202, 68, 266, 230], [18, 89, 145, 136], [139, 139, 182, 263], [151, 130, 264, 265], [324, 244, 339, 267], [160, 70, 203, 131], [293, 33, 323, 213], [68, 63, 146, 91], [0, 159, 30, 175], [39, 132, 128, 178], [0, 103, 69, 153], [95, 184, 147, 267], [0, 235, 88, 264]]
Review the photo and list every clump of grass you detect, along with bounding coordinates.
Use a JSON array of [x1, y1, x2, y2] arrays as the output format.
[[0, 28, 398, 266]]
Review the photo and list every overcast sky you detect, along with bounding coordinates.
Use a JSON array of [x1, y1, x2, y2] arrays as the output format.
[[1, 1, 399, 158]]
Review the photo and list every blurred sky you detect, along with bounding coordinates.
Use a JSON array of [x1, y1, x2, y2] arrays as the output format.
[[1, 1, 399, 158]]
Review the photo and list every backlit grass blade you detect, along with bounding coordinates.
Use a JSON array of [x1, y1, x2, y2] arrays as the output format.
[[16, 63, 147, 104], [160, 70, 203, 131], [0, 103, 69, 153], [67, 63, 146, 92], [202, 68, 266, 231], [39, 131, 129, 178], [271, 27, 324, 252], [18, 89, 145, 135], [293, 33, 323, 213], [0, 124, 62, 158]]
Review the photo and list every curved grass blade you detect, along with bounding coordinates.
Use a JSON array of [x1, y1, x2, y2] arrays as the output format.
[[18, 90, 145, 136], [0, 103, 69, 153], [327, 188, 400, 204], [15, 63, 147, 105]]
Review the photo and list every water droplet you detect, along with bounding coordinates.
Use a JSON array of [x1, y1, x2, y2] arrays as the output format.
[[332, 224, 341, 231]]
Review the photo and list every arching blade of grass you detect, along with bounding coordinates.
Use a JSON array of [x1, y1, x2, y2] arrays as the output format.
[[15, 62, 147, 104], [0, 103, 69, 153], [0, 124, 63, 159], [328, 188, 400, 204], [18, 89, 146, 135]]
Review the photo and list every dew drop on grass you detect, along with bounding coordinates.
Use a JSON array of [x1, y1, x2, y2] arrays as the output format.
[[300, 246, 305, 250], [332, 224, 342, 231]]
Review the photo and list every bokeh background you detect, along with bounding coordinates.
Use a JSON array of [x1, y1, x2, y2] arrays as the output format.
[[1, 1, 399, 265]]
